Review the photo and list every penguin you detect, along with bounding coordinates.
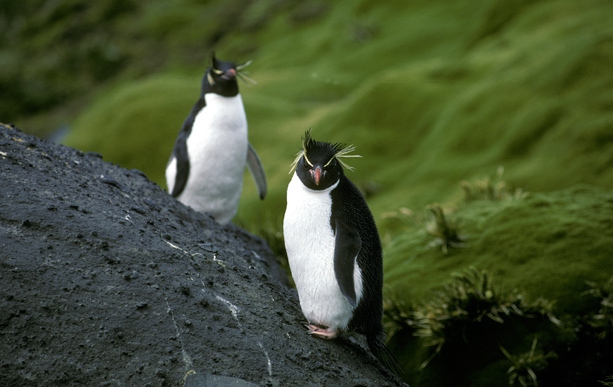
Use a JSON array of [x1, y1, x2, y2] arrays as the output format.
[[165, 53, 266, 224], [283, 130, 400, 372]]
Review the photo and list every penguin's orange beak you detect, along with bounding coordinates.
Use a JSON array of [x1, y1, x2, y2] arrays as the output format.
[[310, 166, 323, 186]]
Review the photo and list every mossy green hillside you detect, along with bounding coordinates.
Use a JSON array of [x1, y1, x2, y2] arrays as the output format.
[[384, 185, 613, 317], [64, 0, 613, 229], [383, 185, 613, 385], [66, 75, 199, 175]]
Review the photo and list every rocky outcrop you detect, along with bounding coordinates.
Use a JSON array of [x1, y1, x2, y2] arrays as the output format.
[[0, 124, 406, 386]]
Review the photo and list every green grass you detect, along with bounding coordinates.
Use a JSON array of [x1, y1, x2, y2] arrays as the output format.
[[384, 185, 613, 317], [63, 0, 613, 220], [382, 186, 612, 385]]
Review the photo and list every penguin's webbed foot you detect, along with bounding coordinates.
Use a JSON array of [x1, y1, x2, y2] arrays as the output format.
[[305, 323, 338, 340]]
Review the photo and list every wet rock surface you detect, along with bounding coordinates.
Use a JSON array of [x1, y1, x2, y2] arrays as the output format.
[[0, 124, 406, 387]]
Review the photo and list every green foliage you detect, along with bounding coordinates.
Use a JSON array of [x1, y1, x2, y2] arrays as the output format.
[[533, 276, 613, 387], [417, 268, 554, 335], [413, 268, 557, 366], [500, 338, 556, 387], [0, 0, 135, 124], [385, 186, 613, 316], [14, 0, 607, 208], [425, 204, 466, 255], [384, 268, 561, 385], [584, 276, 613, 338], [383, 290, 417, 342], [383, 186, 613, 385], [385, 270, 613, 386], [600, 376, 613, 387], [461, 167, 528, 203]]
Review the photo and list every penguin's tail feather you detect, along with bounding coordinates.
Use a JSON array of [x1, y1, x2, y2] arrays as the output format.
[[367, 331, 403, 375]]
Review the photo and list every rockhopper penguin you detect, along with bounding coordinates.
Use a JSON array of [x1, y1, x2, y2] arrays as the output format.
[[165, 54, 266, 224], [283, 131, 400, 372]]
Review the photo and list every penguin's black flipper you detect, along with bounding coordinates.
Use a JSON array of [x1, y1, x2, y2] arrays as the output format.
[[170, 132, 190, 198], [170, 98, 205, 198], [246, 143, 267, 200], [333, 221, 362, 307]]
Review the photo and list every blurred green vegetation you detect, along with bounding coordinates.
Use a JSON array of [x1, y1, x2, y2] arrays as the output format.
[[4, 0, 613, 385]]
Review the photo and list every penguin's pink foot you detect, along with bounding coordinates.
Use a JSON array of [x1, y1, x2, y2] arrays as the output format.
[[306, 323, 338, 339]]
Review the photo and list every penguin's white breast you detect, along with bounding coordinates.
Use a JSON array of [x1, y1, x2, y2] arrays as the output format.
[[181, 94, 248, 220], [188, 93, 248, 167], [283, 174, 361, 330]]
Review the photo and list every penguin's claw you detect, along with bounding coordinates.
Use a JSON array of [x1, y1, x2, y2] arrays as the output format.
[[306, 324, 338, 339]]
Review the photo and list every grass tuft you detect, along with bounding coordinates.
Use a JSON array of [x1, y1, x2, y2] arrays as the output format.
[[425, 204, 467, 255], [600, 376, 613, 387], [461, 166, 528, 203], [584, 276, 613, 339], [385, 268, 560, 370], [500, 337, 556, 387]]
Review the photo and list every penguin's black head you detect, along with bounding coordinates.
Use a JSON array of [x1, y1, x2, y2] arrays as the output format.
[[202, 53, 246, 97], [291, 130, 361, 191]]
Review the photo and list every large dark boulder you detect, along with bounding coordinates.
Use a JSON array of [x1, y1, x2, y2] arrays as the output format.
[[0, 124, 406, 387]]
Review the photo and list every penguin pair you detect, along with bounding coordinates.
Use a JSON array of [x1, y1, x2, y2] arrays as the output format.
[[283, 130, 401, 373], [166, 55, 398, 372], [166, 54, 266, 224]]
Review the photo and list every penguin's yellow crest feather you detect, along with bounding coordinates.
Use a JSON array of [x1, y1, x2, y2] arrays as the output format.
[[289, 130, 361, 174]]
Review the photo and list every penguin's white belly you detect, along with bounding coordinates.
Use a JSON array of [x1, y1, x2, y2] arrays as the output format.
[[283, 174, 362, 331], [177, 94, 248, 224]]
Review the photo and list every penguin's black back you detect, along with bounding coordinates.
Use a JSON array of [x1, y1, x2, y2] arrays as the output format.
[[330, 175, 383, 336], [330, 174, 401, 373]]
